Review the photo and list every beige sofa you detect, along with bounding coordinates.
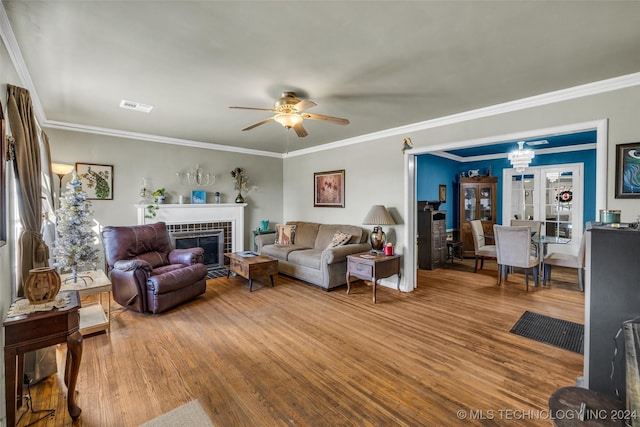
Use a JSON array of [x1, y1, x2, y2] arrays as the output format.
[[255, 221, 371, 290]]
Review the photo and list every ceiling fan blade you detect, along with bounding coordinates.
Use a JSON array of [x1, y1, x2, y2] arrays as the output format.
[[293, 123, 308, 138], [293, 99, 316, 112], [301, 112, 350, 125], [242, 117, 274, 131], [230, 106, 276, 112]]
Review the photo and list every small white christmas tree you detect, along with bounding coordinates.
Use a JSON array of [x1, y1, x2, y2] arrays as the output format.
[[54, 171, 99, 283]]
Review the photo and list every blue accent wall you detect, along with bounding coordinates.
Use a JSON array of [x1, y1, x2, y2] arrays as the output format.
[[416, 149, 597, 230], [416, 154, 459, 229]]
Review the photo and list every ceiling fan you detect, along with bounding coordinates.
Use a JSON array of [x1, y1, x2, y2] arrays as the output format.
[[229, 91, 349, 138]]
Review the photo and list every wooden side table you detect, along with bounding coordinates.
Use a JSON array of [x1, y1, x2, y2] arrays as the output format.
[[60, 269, 112, 335], [3, 290, 83, 426], [346, 252, 401, 303]]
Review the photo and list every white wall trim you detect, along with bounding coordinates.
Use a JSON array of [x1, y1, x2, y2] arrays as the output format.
[[285, 74, 640, 158], [43, 120, 282, 158], [0, 1, 46, 122], [434, 143, 598, 163]]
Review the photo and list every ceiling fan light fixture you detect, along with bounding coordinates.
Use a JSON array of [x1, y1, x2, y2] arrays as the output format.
[[508, 141, 535, 172], [274, 113, 303, 129]]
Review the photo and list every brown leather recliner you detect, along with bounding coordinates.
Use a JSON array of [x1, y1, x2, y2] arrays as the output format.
[[101, 222, 207, 314]]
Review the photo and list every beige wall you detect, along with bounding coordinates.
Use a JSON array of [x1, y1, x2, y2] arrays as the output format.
[[47, 128, 284, 253]]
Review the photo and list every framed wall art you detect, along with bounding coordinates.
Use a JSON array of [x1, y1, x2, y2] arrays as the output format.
[[615, 142, 640, 198], [439, 184, 447, 203], [75, 163, 113, 200], [314, 169, 345, 208], [191, 190, 206, 204]]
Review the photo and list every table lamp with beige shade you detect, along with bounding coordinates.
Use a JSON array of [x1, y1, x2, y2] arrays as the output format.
[[362, 205, 395, 253], [51, 162, 75, 197]]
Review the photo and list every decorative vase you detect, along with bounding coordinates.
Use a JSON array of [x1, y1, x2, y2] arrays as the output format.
[[24, 267, 61, 304], [235, 192, 244, 203]]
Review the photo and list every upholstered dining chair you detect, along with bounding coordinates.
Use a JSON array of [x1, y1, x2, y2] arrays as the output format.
[[543, 234, 586, 291], [493, 225, 540, 291], [511, 219, 542, 256], [470, 220, 497, 273]]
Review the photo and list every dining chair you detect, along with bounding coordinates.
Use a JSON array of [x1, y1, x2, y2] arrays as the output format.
[[510, 220, 542, 237], [470, 220, 497, 273], [543, 234, 586, 291], [493, 225, 540, 291], [511, 219, 542, 256]]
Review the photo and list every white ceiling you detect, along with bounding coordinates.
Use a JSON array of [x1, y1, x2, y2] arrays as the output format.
[[3, 1, 640, 156]]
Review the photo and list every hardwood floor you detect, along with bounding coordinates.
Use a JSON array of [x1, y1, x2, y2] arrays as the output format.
[[21, 261, 584, 426]]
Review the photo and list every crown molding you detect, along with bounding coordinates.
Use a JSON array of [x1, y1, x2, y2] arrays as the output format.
[[0, 1, 46, 122], [43, 120, 283, 159], [432, 143, 597, 163], [285, 73, 640, 158]]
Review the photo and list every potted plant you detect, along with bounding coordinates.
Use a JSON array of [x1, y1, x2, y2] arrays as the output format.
[[145, 188, 166, 218]]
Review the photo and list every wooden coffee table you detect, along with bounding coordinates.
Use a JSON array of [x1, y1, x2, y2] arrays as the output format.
[[224, 252, 278, 292]]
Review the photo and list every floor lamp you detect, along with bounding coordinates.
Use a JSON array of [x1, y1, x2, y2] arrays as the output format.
[[51, 163, 75, 199]]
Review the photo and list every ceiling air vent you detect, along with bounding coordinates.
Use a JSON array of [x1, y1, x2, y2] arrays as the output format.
[[119, 99, 153, 113]]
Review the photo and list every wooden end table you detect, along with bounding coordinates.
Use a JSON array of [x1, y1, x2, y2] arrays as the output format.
[[224, 252, 278, 292], [3, 290, 83, 426], [346, 252, 401, 303], [60, 269, 112, 335]]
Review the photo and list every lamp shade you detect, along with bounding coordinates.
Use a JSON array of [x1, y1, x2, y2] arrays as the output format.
[[51, 163, 75, 176], [362, 205, 395, 225], [274, 113, 303, 129]]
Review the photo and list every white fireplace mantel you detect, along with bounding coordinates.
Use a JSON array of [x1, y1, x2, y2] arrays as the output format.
[[135, 203, 247, 251]]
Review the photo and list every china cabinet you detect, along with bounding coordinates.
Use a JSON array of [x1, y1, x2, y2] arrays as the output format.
[[459, 176, 498, 255]]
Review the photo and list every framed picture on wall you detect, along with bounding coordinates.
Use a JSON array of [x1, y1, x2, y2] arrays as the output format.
[[314, 169, 345, 208], [439, 184, 446, 203], [75, 163, 113, 200], [615, 142, 640, 198]]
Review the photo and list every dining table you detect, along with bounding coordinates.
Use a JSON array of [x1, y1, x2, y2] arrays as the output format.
[[531, 235, 571, 285]]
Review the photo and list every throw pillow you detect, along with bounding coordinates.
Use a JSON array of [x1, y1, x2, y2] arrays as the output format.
[[275, 224, 297, 245], [326, 231, 352, 249]]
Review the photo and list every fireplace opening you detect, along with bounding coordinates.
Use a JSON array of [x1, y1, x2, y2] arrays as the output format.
[[171, 230, 224, 268]]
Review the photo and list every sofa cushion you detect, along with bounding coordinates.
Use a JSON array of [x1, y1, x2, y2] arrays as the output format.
[[315, 224, 366, 249], [326, 231, 352, 249], [275, 224, 297, 245], [288, 248, 322, 270], [287, 222, 320, 248], [261, 244, 310, 262]]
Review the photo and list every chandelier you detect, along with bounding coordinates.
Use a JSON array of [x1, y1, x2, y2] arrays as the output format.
[[508, 141, 535, 173]]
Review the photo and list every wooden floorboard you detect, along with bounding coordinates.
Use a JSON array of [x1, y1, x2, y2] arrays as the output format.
[[21, 260, 584, 426]]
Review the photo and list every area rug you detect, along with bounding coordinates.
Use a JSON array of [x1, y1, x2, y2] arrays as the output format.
[[139, 400, 214, 427], [510, 311, 584, 354], [206, 266, 228, 280]]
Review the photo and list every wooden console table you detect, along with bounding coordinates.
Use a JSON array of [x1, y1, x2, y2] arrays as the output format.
[[346, 252, 401, 303], [3, 290, 83, 426]]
